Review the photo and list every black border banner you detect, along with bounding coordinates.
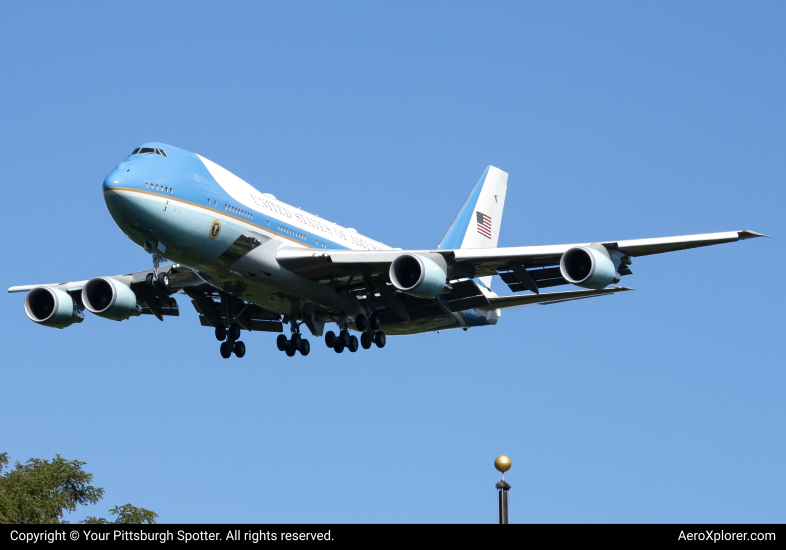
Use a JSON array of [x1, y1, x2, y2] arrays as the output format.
[[1, 524, 783, 546]]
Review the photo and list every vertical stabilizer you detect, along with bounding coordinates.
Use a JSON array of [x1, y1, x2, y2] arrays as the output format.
[[437, 166, 507, 289], [438, 166, 508, 250]]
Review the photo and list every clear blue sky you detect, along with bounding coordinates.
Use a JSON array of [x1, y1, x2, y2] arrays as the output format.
[[1, 2, 783, 523]]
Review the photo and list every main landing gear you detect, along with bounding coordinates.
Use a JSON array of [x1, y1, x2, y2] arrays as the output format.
[[277, 320, 310, 357], [216, 322, 245, 359], [324, 313, 385, 354]]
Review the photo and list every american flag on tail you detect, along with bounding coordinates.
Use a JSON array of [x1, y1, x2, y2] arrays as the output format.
[[476, 211, 492, 239]]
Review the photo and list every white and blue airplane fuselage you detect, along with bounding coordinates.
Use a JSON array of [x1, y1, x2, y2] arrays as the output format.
[[10, 142, 768, 358]]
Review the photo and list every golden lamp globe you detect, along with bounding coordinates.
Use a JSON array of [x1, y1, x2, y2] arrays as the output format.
[[494, 455, 511, 473]]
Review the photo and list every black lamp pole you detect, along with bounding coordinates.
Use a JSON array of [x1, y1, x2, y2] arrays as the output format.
[[494, 455, 511, 524]]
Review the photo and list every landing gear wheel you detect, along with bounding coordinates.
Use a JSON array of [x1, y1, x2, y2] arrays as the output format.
[[355, 314, 368, 332], [339, 329, 351, 347], [157, 271, 171, 294], [215, 325, 226, 341], [145, 273, 156, 291], [285, 344, 297, 357], [299, 339, 310, 356], [325, 331, 336, 348], [333, 342, 345, 354], [360, 332, 372, 349], [348, 335, 359, 353], [233, 341, 246, 358], [374, 331, 386, 348], [229, 323, 241, 341], [220, 341, 232, 358], [370, 313, 382, 331], [290, 333, 301, 350], [277, 334, 288, 351]]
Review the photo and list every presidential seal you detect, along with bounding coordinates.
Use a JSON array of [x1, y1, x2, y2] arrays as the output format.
[[209, 220, 221, 240]]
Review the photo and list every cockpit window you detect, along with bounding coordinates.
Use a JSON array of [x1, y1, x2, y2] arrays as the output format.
[[130, 147, 168, 157]]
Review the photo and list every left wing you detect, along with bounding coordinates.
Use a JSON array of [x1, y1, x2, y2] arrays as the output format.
[[8, 264, 203, 321], [9, 263, 285, 332]]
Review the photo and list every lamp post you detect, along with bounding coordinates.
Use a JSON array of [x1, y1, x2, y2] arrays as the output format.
[[494, 455, 511, 524]]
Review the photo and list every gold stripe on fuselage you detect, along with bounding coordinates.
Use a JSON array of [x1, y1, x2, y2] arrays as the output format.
[[103, 186, 316, 248]]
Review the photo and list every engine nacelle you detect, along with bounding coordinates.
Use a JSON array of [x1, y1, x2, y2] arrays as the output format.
[[81, 277, 140, 321], [389, 254, 449, 298], [24, 287, 84, 328], [559, 246, 620, 290]]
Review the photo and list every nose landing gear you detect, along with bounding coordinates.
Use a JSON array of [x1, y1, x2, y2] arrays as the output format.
[[144, 243, 171, 294]]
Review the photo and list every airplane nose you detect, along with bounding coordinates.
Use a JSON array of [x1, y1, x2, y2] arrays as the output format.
[[103, 161, 133, 190], [103, 169, 120, 190]]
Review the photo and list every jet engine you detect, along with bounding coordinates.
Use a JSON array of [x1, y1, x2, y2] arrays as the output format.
[[559, 246, 620, 290], [389, 254, 449, 298], [81, 277, 140, 321], [24, 287, 84, 328]]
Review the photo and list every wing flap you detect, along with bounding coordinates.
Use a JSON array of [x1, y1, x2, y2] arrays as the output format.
[[198, 316, 283, 333], [483, 287, 633, 310]]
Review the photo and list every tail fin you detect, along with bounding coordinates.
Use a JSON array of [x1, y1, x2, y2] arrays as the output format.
[[437, 166, 508, 289], [438, 166, 508, 250]]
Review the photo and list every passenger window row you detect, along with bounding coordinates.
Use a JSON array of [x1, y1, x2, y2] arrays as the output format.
[[278, 224, 307, 241], [225, 203, 253, 219], [146, 182, 173, 194], [131, 147, 167, 157]]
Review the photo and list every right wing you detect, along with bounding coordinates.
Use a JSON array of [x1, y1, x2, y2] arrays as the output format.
[[276, 229, 768, 290]]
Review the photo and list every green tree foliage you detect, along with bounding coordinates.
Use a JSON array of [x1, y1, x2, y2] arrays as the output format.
[[0, 452, 156, 524], [83, 504, 158, 525]]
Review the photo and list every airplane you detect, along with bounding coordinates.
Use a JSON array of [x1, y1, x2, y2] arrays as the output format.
[[8, 142, 769, 359]]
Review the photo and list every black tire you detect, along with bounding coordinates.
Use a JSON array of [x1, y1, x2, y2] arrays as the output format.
[[355, 314, 368, 332], [220, 341, 232, 358], [370, 313, 382, 330], [145, 272, 156, 291], [325, 331, 336, 348], [276, 334, 288, 351], [360, 332, 372, 349], [233, 341, 246, 358], [157, 271, 171, 294], [299, 339, 310, 356], [215, 325, 226, 341], [348, 335, 359, 353], [291, 333, 301, 350], [374, 331, 386, 348], [229, 323, 241, 341], [339, 329, 351, 347], [334, 342, 344, 354], [285, 344, 297, 357]]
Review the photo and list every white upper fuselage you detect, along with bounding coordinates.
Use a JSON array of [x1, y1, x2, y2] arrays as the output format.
[[102, 142, 393, 265]]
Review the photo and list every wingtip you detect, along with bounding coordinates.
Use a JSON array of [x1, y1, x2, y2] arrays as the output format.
[[739, 230, 773, 239]]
